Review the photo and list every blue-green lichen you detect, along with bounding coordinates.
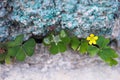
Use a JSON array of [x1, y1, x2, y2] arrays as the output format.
[[0, 0, 119, 41]]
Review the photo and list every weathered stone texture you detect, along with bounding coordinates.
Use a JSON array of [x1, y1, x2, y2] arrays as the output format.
[[0, 0, 119, 41]]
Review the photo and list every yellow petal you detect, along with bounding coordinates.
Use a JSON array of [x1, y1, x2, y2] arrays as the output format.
[[89, 41, 92, 45], [94, 36, 98, 40], [90, 34, 94, 37], [91, 39, 95, 42], [87, 37, 90, 40], [93, 40, 96, 44]]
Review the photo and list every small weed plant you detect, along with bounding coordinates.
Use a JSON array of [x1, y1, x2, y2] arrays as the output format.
[[43, 30, 119, 66], [0, 30, 119, 66], [0, 34, 36, 64]]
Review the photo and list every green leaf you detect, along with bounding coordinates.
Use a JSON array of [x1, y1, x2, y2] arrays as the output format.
[[7, 41, 16, 47], [8, 46, 19, 57], [4, 35, 36, 62], [99, 48, 119, 59], [97, 36, 110, 48], [14, 34, 24, 45], [49, 43, 58, 54], [58, 42, 67, 53], [49, 42, 67, 54], [23, 38, 36, 56], [71, 37, 80, 51], [0, 54, 6, 61], [5, 55, 11, 64], [16, 47, 26, 61], [43, 37, 51, 45], [7, 38, 36, 61], [52, 35, 61, 44], [98, 47, 119, 65], [79, 40, 88, 54], [60, 30, 67, 38], [61, 36, 71, 45], [7, 34, 24, 47], [109, 59, 118, 66], [87, 45, 99, 57]]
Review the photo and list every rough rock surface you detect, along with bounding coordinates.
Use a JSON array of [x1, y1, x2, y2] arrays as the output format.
[[0, 44, 120, 80], [0, 0, 119, 41], [112, 18, 120, 39]]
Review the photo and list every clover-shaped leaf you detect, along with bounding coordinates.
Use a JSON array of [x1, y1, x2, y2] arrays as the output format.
[[43, 30, 69, 54], [96, 36, 118, 66], [7, 34, 36, 61], [14, 34, 24, 45], [98, 47, 119, 66], [71, 37, 80, 51], [60, 30, 70, 45], [87, 45, 99, 57], [60, 30, 67, 38], [8, 46, 19, 57], [97, 36, 110, 48], [23, 38, 36, 56], [7, 34, 24, 47], [79, 40, 88, 54], [61, 36, 71, 45], [49, 43, 58, 54], [99, 47, 118, 58], [16, 47, 26, 61], [109, 59, 118, 66], [49, 42, 67, 54], [7, 41, 16, 48], [58, 42, 67, 52]]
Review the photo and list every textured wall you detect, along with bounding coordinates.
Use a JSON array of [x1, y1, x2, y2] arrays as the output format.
[[0, 0, 119, 42]]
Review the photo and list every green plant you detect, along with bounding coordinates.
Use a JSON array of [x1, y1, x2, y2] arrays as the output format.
[[0, 34, 36, 64], [43, 30, 119, 66], [43, 30, 70, 54], [97, 36, 119, 66], [70, 34, 119, 66], [0, 30, 119, 66]]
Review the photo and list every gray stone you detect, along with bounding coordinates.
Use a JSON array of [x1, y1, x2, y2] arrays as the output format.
[[0, 44, 120, 80], [0, 0, 119, 41]]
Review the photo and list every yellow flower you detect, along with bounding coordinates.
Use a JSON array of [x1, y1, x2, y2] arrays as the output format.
[[86, 34, 98, 45]]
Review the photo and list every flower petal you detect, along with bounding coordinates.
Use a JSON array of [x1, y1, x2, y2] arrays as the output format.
[[93, 40, 96, 44], [87, 37, 90, 40], [94, 36, 98, 40], [89, 41, 93, 45], [90, 34, 94, 37]]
